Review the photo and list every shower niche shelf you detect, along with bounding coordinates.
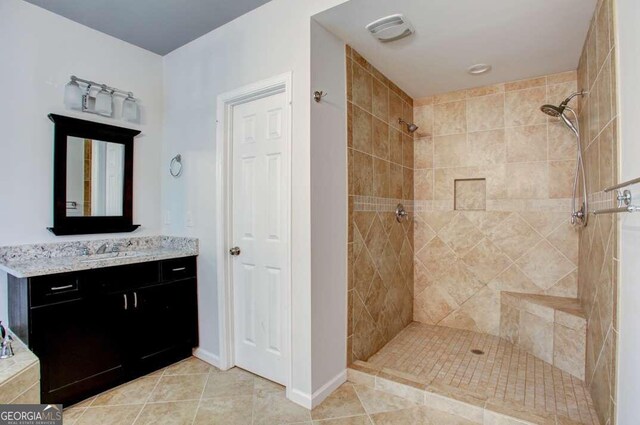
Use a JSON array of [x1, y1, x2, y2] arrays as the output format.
[[454, 178, 486, 211]]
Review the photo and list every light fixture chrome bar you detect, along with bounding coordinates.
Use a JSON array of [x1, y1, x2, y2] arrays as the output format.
[[603, 176, 640, 193], [71, 75, 135, 99]]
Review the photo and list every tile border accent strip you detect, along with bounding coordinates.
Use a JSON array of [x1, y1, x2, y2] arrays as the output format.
[[352, 196, 414, 212], [412, 198, 574, 213], [355, 197, 576, 213], [588, 190, 617, 212]]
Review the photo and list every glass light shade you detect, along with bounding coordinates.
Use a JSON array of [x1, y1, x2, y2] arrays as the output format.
[[63, 80, 83, 110], [122, 96, 139, 123], [94, 88, 113, 116]]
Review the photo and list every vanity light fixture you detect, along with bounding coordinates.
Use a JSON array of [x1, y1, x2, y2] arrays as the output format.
[[63, 75, 139, 122], [63, 79, 83, 111], [122, 93, 138, 122], [94, 85, 113, 116], [468, 64, 492, 75]]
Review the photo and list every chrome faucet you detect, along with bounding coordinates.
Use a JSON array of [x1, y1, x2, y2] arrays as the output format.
[[0, 321, 14, 359]]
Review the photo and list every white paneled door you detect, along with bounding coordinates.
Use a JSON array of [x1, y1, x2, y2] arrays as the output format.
[[231, 92, 288, 385]]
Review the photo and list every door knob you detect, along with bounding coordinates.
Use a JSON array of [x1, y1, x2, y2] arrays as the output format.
[[229, 247, 241, 256]]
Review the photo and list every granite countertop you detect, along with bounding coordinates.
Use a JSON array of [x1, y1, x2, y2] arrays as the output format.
[[0, 236, 198, 278]]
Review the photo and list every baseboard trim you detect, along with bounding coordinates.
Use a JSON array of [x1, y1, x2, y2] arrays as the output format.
[[193, 347, 221, 369], [288, 369, 347, 409], [311, 369, 347, 408], [288, 388, 313, 409]]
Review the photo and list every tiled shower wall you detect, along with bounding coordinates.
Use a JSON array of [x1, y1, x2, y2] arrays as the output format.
[[576, 0, 619, 423], [347, 47, 415, 363], [411, 73, 581, 335]]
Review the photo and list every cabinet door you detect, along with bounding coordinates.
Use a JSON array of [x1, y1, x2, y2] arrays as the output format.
[[30, 291, 128, 405], [131, 279, 198, 374]]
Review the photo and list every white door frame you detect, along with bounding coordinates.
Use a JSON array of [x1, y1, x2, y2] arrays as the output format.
[[215, 72, 293, 388]]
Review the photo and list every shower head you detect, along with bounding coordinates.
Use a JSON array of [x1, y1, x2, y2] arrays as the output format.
[[540, 91, 587, 117], [398, 118, 419, 133], [542, 104, 579, 137], [540, 104, 565, 117], [540, 91, 586, 137]]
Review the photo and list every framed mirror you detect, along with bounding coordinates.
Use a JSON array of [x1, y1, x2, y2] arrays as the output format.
[[48, 114, 140, 235]]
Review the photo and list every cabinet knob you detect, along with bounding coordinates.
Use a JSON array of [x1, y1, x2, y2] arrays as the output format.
[[229, 247, 241, 256]]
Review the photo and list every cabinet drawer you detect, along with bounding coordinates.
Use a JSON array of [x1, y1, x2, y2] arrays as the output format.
[[87, 262, 160, 293], [30, 273, 81, 307], [161, 257, 196, 281]]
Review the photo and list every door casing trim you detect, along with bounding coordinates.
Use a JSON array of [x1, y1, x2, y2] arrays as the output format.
[[215, 72, 293, 392]]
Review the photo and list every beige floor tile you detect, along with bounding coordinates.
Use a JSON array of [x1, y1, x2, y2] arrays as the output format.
[[311, 383, 366, 421], [202, 367, 254, 399], [254, 375, 286, 394], [66, 396, 95, 409], [353, 384, 417, 414], [148, 374, 208, 402], [75, 404, 143, 425], [253, 387, 312, 425], [92, 376, 160, 406], [62, 407, 86, 425], [193, 395, 253, 425], [163, 357, 217, 376], [313, 415, 373, 424], [370, 405, 476, 425], [133, 400, 198, 425]]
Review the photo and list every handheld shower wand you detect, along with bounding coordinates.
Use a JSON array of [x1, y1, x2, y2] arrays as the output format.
[[540, 91, 588, 227]]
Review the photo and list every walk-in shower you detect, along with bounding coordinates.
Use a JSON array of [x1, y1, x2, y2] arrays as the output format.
[[540, 91, 588, 226]]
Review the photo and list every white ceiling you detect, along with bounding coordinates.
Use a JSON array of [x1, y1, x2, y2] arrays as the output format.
[[23, 0, 272, 55], [314, 0, 597, 98]]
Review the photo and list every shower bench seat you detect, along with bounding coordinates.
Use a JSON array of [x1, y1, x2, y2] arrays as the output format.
[[499, 291, 587, 380]]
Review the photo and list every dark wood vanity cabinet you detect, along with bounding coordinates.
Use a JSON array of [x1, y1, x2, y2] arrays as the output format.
[[8, 256, 198, 406]]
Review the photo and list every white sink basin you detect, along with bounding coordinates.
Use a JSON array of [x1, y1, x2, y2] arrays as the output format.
[[79, 251, 144, 263]]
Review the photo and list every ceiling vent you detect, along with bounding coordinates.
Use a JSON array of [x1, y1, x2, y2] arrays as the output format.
[[366, 14, 415, 43]]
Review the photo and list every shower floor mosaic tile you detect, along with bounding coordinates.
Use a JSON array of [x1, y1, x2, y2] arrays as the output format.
[[361, 322, 600, 424]]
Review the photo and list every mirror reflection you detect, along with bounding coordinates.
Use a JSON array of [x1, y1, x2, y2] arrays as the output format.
[[66, 136, 125, 217]]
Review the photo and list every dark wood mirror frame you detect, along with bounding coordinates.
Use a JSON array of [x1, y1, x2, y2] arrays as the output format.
[[48, 114, 141, 235]]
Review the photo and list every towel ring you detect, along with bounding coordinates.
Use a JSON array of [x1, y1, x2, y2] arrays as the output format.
[[170, 154, 183, 177]]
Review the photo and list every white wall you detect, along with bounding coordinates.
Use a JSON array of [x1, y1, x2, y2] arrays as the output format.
[[309, 20, 348, 394], [614, 0, 640, 423], [162, 0, 347, 402], [0, 0, 164, 323]]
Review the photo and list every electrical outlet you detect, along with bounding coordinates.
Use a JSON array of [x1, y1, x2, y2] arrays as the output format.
[[164, 210, 172, 225]]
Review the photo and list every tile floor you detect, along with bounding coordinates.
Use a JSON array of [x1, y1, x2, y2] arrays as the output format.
[[63, 356, 475, 425], [364, 322, 599, 424]]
